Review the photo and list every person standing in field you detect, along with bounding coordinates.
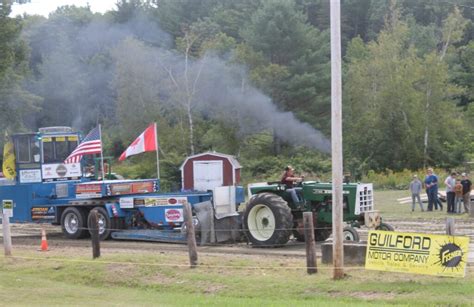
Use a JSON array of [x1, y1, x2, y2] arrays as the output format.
[[409, 175, 424, 212], [454, 179, 463, 214], [444, 172, 457, 213], [460, 173, 471, 214], [436, 192, 443, 210], [424, 168, 438, 211]]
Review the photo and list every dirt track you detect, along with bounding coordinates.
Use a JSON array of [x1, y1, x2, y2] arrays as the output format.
[[1, 217, 473, 264]]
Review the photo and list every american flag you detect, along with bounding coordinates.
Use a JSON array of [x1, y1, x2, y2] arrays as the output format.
[[64, 126, 102, 164]]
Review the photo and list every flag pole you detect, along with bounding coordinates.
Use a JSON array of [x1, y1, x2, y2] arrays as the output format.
[[99, 124, 106, 181], [155, 123, 160, 180]]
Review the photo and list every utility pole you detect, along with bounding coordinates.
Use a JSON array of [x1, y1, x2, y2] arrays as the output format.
[[330, 0, 344, 279]]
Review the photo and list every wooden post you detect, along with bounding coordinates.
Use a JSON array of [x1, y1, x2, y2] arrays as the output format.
[[303, 212, 317, 274], [446, 217, 455, 236], [90, 209, 101, 259], [330, 0, 344, 279], [183, 202, 198, 268], [2, 211, 12, 257]]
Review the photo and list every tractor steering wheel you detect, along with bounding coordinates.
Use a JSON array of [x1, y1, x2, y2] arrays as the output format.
[[295, 176, 305, 187]]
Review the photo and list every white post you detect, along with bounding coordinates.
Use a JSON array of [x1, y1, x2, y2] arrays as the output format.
[[99, 124, 106, 181], [330, 0, 344, 279], [155, 123, 160, 180], [446, 217, 455, 236], [2, 212, 12, 256]]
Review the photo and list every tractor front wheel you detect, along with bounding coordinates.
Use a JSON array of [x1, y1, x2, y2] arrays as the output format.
[[343, 226, 360, 242], [243, 193, 293, 247], [376, 222, 394, 231]]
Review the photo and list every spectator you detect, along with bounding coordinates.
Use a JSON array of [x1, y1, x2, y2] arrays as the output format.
[[424, 168, 438, 211], [444, 172, 457, 213], [454, 179, 463, 214], [435, 193, 443, 211], [436, 192, 444, 210], [460, 173, 471, 214], [409, 175, 424, 212], [431, 173, 443, 210]]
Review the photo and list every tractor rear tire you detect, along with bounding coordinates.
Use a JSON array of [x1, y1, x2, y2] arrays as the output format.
[[61, 207, 88, 239], [87, 207, 112, 240], [243, 193, 293, 247], [343, 226, 360, 242]]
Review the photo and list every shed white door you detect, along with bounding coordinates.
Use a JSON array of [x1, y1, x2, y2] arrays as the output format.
[[193, 160, 223, 191]]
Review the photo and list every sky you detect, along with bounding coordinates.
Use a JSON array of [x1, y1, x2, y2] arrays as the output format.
[[10, 0, 118, 17]]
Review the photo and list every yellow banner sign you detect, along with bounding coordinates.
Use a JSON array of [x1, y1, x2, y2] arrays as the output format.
[[2, 138, 16, 179], [366, 230, 469, 277]]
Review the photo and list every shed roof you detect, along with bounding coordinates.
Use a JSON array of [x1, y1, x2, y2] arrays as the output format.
[[179, 151, 242, 170]]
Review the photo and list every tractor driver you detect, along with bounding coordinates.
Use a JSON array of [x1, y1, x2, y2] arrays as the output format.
[[281, 166, 304, 204]]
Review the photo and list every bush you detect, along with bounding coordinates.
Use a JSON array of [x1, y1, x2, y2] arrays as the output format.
[[240, 149, 331, 186]]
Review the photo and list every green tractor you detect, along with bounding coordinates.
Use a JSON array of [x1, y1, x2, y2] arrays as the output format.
[[243, 181, 393, 247]]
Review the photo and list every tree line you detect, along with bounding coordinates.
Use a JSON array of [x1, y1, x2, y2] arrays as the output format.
[[1, 0, 473, 188]]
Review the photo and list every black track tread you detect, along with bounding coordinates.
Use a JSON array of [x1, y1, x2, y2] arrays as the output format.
[[243, 192, 293, 247]]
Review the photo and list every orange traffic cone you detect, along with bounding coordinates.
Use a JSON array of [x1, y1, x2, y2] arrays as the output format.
[[39, 227, 49, 252]]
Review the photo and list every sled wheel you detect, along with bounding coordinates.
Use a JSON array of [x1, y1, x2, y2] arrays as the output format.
[[61, 207, 88, 239], [87, 207, 112, 240]]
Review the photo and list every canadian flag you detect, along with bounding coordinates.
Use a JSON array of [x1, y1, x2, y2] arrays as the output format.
[[119, 123, 157, 161]]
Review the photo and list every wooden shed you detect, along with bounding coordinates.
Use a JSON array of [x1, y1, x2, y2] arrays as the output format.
[[180, 152, 242, 191]]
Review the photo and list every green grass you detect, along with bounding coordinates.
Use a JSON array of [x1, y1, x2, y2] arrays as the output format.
[[0, 249, 473, 306], [374, 190, 471, 220]]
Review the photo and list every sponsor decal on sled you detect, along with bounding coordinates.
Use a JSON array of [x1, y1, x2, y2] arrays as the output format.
[[165, 208, 183, 222]]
